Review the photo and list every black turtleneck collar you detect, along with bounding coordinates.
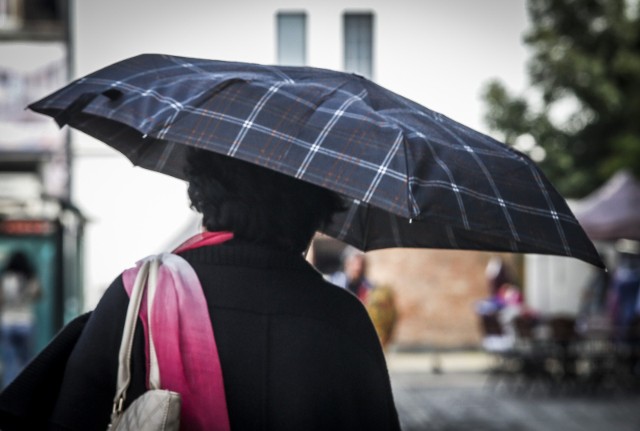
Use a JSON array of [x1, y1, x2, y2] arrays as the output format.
[[176, 238, 316, 273]]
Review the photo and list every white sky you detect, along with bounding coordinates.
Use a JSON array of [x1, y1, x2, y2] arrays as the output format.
[[0, 42, 65, 73]]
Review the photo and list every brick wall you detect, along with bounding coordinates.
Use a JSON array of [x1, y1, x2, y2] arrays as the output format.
[[365, 248, 519, 348]]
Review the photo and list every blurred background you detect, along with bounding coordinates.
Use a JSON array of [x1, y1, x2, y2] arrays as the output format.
[[1, 1, 639, 429]]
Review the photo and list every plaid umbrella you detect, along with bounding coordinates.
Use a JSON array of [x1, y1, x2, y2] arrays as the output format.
[[29, 54, 603, 267]]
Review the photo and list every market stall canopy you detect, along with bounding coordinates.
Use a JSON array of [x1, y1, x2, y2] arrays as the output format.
[[573, 170, 640, 242]]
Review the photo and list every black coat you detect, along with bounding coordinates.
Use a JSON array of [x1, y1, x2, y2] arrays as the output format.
[[0, 241, 400, 430]]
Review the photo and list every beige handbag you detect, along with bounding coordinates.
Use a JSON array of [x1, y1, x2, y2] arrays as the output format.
[[108, 257, 182, 430]]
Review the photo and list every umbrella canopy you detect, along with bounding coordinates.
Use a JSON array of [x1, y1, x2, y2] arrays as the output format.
[[573, 170, 640, 242], [29, 54, 603, 267]]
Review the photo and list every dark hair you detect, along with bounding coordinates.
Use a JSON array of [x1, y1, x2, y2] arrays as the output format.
[[185, 148, 344, 253]]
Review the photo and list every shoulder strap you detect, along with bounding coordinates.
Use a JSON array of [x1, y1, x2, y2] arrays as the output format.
[[112, 257, 155, 414], [146, 258, 161, 389]]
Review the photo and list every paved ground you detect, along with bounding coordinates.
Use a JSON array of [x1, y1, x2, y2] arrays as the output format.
[[387, 351, 640, 431]]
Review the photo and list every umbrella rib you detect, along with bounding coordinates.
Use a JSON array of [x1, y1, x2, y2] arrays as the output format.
[[388, 213, 403, 247], [408, 179, 578, 224], [401, 134, 421, 218], [257, 64, 295, 83], [407, 130, 517, 160], [445, 225, 460, 248], [361, 203, 372, 251], [337, 200, 362, 244], [151, 140, 176, 172], [384, 106, 521, 161]]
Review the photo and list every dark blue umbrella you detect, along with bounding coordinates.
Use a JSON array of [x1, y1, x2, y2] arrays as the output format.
[[29, 54, 603, 267]]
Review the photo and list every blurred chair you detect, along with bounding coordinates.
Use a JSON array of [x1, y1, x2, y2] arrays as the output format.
[[547, 315, 580, 390], [478, 313, 517, 387], [576, 314, 619, 393], [511, 314, 550, 391], [621, 315, 640, 388]]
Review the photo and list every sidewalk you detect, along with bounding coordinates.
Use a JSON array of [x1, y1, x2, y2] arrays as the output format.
[[386, 349, 492, 374], [386, 349, 640, 431]]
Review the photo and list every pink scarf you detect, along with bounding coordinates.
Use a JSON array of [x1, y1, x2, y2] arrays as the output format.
[[122, 231, 233, 431]]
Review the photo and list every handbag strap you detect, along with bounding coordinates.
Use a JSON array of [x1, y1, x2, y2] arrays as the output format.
[[146, 258, 161, 390], [112, 256, 162, 415]]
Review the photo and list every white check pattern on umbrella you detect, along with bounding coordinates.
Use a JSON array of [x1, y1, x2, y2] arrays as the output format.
[[29, 54, 603, 267]]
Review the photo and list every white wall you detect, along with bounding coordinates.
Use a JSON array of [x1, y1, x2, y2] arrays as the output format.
[[72, 0, 530, 307], [525, 255, 598, 315]]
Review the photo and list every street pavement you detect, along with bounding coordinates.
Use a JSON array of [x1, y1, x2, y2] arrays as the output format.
[[386, 350, 640, 431]]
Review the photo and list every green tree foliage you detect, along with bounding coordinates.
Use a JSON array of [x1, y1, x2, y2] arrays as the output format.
[[482, 0, 640, 197]]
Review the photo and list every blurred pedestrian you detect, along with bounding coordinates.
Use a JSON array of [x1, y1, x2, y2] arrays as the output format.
[[329, 247, 373, 303], [485, 256, 514, 296], [366, 284, 398, 348], [0, 251, 41, 389], [608, 251, 640, 339]]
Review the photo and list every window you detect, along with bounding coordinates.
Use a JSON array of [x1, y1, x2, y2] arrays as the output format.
[[343, 12, 374, 79], [277, 12, 307, 66]]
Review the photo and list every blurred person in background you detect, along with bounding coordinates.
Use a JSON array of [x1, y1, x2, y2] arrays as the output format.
[[0, 251, 41, 389], [608, 251, 640, 339], [366, 284, 398, 349], [329, 247, 373, 303]]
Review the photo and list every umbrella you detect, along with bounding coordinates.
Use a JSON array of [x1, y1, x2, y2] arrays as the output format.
[[29, 53, 603, 268]]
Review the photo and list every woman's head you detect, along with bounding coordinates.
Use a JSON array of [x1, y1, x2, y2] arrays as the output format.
[[185, 147, 344, 253]]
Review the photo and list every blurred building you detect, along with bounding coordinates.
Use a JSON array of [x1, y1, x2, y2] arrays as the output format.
[[0, 0, 84, 352]]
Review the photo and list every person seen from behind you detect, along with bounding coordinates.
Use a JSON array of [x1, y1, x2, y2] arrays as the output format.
[[0, 148, 401, 430]]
